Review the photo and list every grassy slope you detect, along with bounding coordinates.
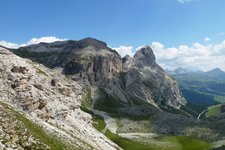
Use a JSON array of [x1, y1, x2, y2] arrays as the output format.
[[105, 129, 211, 150], [92, 114, 106, 132], [92, 111, 211, 150], [81, 87, 92, 108], [206, 104, 222, 117], [161, 136, 211, 150], [0, 101, 80, 150]]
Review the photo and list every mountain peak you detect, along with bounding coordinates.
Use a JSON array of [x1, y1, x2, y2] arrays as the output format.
[[209, 68, 224, 72], [78, 37, 108, 49], [17, 37, 118, 55], [173, 67, 188, 74], [207, 68, 225, 74], [122, 54, 131, 63], [133, 45, 156, 68], [205, 67, 225, 79]]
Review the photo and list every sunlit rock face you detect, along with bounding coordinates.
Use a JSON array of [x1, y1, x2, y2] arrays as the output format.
[[0, 47, 119, 150], [11, 37, 186, 110]]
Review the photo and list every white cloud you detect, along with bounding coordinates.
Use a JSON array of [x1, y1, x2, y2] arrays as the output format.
[[204, 37, 210, 42], [135, 45, 146, 52], [0, 36, 66, 49], [177, 0, 196, 4], [151, 40, 225, 71], [0, 41, 19, 49], [113, 46, 135, 57], [21, 36, 66, 47]]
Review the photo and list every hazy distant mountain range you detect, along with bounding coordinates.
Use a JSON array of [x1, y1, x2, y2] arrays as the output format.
[[167, 67, 225, 80], [167, 67, 225, 106]]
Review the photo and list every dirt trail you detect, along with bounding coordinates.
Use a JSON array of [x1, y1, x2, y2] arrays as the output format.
[[92, 109, 117, 134], [197, 109, 208, 120]]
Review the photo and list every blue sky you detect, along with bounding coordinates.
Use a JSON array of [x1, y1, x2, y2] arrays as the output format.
[[1, 0, 225, 71], [0, 0, 224, 47]]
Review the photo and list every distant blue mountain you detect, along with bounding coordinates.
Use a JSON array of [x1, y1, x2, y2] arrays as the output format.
[[168, 67, 225, 106], [205, 68, 225, 80]]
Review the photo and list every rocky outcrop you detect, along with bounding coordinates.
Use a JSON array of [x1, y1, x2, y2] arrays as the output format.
[[11, 37, 186, 111], [92, 45, 186, 109], [120, 46, 186, 108], [13, 38, 122, 87], [133, 46, 157, 68], [0, 47, 119, 150]]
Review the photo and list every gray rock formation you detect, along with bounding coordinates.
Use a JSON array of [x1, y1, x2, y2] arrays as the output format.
[[120, 46, 186, 108], [0, 47, 119, 150], [11, 37, 186, 111]]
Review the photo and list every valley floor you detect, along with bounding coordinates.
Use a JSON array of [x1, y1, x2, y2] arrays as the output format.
[[90, 109, 214, 150]]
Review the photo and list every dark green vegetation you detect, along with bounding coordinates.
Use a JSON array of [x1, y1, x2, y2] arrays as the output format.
[[180, 101, 207, 117], [170, 70, 225, 120], [181, 88, 218, 106], [92, 114, 106, 132], [173, 73, 225, 106], [93, 88, 126, 113], [81, 88, 92, 108], [0, 101, 77, 150]]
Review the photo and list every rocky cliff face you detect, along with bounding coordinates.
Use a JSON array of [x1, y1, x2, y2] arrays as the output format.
[[0, 47, 119, 150], [14, 38, 122, 87], [11, 38, 186, 111], [120, 46, 186, 108]]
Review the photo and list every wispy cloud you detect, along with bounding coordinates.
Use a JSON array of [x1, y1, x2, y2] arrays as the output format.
[[113, 39, 225, 71], [204, 37, 210, 42], [0, 36, 66, 49], [113, 46, 135, 57], [177, 0, 196, 4], [0, 41, 19, 49], [113, 45, 146, 57], [151, 40, 225, 71], [21, 36, 66, 47], [217, 32, 225, 36]]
